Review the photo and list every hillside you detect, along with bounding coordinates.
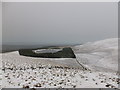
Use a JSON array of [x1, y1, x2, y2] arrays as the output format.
[[72, 38, 118, 72]]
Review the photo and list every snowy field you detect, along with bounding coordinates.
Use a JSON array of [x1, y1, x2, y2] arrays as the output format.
[[1, 38, 119, 89]]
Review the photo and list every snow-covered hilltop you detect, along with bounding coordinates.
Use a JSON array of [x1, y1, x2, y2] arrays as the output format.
[[72, 38, 118, 72]]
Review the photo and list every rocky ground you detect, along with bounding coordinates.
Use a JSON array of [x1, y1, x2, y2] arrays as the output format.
[[0, 54, 2, 89], [2, 61, 120, 88]]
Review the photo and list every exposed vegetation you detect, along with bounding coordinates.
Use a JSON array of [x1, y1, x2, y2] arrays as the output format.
[[19, 47, 76, 58]]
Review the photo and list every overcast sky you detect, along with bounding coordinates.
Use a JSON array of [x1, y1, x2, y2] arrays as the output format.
[[2, 2, 118, 45]]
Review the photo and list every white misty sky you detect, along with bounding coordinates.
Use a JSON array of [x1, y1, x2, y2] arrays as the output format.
[[2, 2, 118, 45]]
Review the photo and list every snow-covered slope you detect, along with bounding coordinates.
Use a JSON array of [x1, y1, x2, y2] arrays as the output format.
[[0, 52, 2, 89], [1, 38, 119, 88], [72, 38, 118, 72]]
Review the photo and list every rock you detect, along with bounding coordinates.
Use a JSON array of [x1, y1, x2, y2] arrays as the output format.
[[34, 83, 42, 87], [23, 85, 29, 88]]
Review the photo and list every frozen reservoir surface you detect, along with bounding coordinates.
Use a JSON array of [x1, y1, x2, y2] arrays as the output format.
[[32, 49, 63, 54]]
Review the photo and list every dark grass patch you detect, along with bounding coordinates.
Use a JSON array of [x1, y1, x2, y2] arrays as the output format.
[[18, 47, 76, 58]]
